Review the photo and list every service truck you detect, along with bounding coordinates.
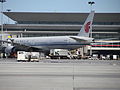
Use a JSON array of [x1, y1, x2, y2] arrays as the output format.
[[49, 49, 72, 59], [17, 51, 40, 62]]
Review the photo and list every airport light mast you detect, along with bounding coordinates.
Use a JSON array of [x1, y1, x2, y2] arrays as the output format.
[[6, 9, 11, 24], [88, 1, 95, 11], [0, 0, 6, 44], [88, 1, 95, 56]]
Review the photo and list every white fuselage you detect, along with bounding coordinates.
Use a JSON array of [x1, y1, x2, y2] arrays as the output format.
[[12, 36, 92, 51]]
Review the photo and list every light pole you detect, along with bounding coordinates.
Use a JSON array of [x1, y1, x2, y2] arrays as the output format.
[[88, 1, 95, 11], [0, 0, 6, 44], [88, 1, 95, 56], [6, 9, 11, 24]]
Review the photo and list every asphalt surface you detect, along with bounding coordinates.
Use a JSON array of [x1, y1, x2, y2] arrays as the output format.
[[0, 59, 120, 90]]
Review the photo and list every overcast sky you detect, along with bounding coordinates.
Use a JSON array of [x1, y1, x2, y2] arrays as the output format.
[[1, 0, 120, 24]]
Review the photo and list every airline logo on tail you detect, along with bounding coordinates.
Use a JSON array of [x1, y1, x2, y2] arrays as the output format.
[[84, 21, 91, 33], [78, 11, 94, 37]]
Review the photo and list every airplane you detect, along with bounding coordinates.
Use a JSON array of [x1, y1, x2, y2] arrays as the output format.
[[1, 11, 95, 56]]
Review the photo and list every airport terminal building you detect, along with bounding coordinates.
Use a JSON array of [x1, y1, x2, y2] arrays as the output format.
[[2, 12, 120, 57]]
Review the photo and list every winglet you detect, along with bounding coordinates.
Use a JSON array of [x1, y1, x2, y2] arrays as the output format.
[[77, 11, 95, 37]]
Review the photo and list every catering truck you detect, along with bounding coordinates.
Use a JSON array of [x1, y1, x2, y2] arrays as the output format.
[[17, 51, 40, 62]]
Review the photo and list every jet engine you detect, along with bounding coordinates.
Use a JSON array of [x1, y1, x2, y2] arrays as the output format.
[[0, 45, 16, 57], [4, 46, 15, 55]]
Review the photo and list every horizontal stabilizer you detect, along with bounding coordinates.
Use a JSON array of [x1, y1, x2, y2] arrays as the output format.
[[70, 36, 93, 42]]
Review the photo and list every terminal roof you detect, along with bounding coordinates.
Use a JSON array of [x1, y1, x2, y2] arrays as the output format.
[[3, 12, 120, 23]]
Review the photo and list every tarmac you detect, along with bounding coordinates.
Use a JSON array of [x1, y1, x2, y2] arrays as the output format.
[[0, 59, 120, 90]]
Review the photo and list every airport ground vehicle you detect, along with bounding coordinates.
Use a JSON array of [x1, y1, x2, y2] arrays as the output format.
[[17, 51, 40, 62], [49, 49, 72, 59]]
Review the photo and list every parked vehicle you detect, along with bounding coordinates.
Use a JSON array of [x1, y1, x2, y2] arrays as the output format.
[[17, 51, 40, 62], [49, 49, 72, 59]]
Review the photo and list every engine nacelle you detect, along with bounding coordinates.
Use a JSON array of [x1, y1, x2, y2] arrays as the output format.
[[4, 46, 15, 55], [0, 46, 6, 53]]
